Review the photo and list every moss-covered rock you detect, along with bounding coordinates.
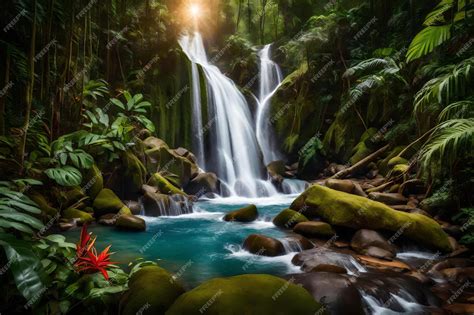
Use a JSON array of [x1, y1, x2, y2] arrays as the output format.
[[166, 274, 324, 315], [150, 173, 186, 196], [83, 164, 103, 199], [64, 186, 87, 208], [119, 266, 184, 315], [273, 209, 308, 229], [63, 208, 94, 224], [92, 188, 130, 217], [293, 221, 335, 238], [387, 156, 408, 169], [28, 192, 58, 217], [243, 234, 285, 257], [116, 215, 145, 231], [378, 146, 405, 175], [290, 185, 452, 252], [223, 205, 258, 222]]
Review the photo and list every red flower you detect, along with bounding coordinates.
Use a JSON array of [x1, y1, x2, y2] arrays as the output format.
[[74, 225, 117, 280]]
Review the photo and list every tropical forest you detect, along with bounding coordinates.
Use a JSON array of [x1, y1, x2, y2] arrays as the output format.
[[0, 0, 473, 314]]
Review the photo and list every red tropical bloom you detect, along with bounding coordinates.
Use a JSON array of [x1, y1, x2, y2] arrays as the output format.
[[74, 225, 117, 280]]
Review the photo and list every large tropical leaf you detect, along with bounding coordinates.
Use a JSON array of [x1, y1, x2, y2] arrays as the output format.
[[45, 166, 83, 187], [406, 25, 451, 62], [420, 118, 474, 176]]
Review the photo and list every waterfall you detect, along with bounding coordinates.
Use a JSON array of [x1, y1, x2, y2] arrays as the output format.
[[190, 62, 205, 167], [179, 33, 267, 197], [256, 44, 283, 165]]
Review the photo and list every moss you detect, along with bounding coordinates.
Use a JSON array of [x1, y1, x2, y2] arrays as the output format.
[[123, 151, 146, 193], [120, 266, 185, 315], [84, 165, 103, 200], [150, 173, 186, 196], [64, 187, 87, 208], [349, 128, 377, 165], [116, 215, 145, 231], [323, 113, 365, 162], [387, 156, 408, 168], [28, 192, 58, 217], [63, 208, 94, 223], [223, 205, 258, 222], [290, 185, 452, 252], [378, 146, 405, 175], [273, 209, 308, 229], [293, 221, 336, 237], [92, 188, 127, 216], [389, 164, 409, 178], [166, 274, 324, 315]]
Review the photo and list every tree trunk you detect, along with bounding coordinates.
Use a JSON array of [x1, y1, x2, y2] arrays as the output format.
[[19, 0, 37, 173], [331, 144, 391, 179], [236, 0, 243, 31], [0, 49, 10, 136]]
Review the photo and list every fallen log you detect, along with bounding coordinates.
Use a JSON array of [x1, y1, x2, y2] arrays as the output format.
[[331, 144, 390, 179]]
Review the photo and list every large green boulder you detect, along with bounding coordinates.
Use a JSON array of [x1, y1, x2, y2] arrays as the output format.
[[223, 205, 258, 222], [349, 128, 377, 165], [93, 188, 131, 217], [63, 208, 94, 224], [150, 173, 186, 196], [166, 274, 324, 315], [119, 266, 185, 315], [273, 209, 308, 229], [290, 185, 452, 252], [83, 164, 103, 199]]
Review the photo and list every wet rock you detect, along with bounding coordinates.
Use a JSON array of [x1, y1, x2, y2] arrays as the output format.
[[141, 184, 158, 194], [291, 185, 452, 252], [273, 209, 308, 229], [174, 147, 198, 165], [366, 168, 379, 179], [124, 200, 141, 215], [242, 234, 285, 257], [368, 192, 408, 205], [223, 205, 258, 222], [325, 179, 367, 197], [294, 221, 336, 238], [285, 235, 314, 251], [388, 184, 400, 193], [443, 304, 474, 315], [142, 191, 192, 217], [98, 213, 119, 226], [390, 205, 417, 212], [184, 172, 220, 196], [116, 215, 146, 231], [292, 248, 356, 273], [266, 160, 285, 186], [287, 272, 364, 315], [150, 173, 186, 195], [350, 229, 397, 260], [59, 221, 76, 231], [310, 264, 347, 274], [356, 255, 411, 271]]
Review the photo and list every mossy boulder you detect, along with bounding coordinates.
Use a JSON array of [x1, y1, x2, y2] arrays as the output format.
[[150, 173, 186, 196], [290, 185, 452, 252], [92, 188, 131, 217], [273, 209, 308, 229], [83, 164, 103, 199], [223, 205, 258, 222], [64, 186, 87, 208], [119, 266, 185, 315], [28, 192, 58, 217], [293, 221, 335, 238], [243, 234, 285, 257], [387, 156, 408, 169], [378, 146, 405, 175], [63, 208, 94, 224], [166, 274, 324, 315], [116, 215, 145, 231]]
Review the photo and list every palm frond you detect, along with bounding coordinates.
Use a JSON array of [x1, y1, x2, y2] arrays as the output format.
[[343, 58, 389, 79], [438, 99, 474, 121], [406, 25, 451, 62], [420, 118, 474, 176]]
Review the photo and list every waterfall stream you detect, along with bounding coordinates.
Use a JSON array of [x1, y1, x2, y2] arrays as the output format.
[[179, 33, 290, 197]]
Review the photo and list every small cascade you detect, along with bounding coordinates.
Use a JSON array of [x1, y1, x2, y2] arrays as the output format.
[[280, 238, 304, 253], [362, 293, 428, 314], [190, 62, 205, 166], [281, 179, 309, 194], [256, 44, 284, 165], [142, 194, 193, 217]]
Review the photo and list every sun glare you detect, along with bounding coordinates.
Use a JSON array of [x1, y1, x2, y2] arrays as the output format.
[[189, 3, 202, 19]]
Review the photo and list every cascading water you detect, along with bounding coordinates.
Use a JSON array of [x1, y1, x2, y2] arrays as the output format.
[[190, 62, 205, 167], [256, 44, 284, 165], [180, 32, 275, 197]]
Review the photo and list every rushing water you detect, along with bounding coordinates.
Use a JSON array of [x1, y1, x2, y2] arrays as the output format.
[[65, 196, 301, 288], [256, 44, 284, 165]]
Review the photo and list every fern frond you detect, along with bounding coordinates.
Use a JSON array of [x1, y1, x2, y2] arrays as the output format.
[[406, 25, 451, 62], [438, 99, 474, 121]]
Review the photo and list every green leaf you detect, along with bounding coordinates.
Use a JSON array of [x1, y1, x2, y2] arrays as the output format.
[[406, 25, 451, 62], [110, 98, 125, 110], [45, 167, 83, 187], [0, 212, 44, 229]]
